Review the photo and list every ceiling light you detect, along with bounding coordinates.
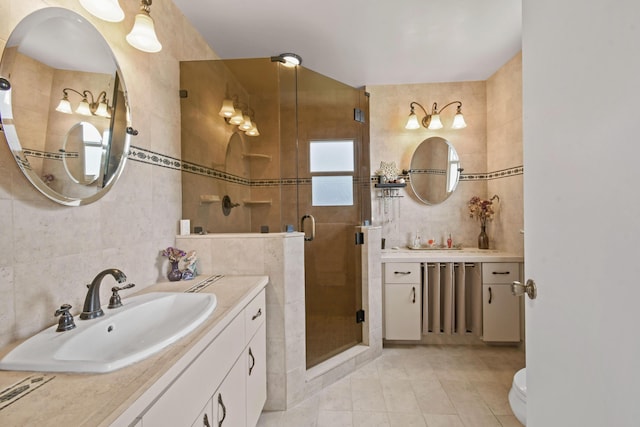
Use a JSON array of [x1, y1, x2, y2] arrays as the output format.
[[405, 101, 467, 130], [270, 53, 303, 67], [126, 0, 162, 53]]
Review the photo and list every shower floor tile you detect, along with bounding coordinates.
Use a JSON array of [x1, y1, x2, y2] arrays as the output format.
[[258, 344, 525, 427]]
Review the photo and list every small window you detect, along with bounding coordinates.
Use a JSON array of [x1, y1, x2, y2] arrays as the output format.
[[312, 176, 353, 206], [310, 141, 354, 172], [310, 140, 355, 206]]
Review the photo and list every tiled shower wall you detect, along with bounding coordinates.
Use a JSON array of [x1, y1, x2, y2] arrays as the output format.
[[0, 0, 217, 347], [367, 52, 523, 255]]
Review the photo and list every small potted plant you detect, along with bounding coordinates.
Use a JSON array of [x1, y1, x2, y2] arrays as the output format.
[[161, 246, 186, 281]]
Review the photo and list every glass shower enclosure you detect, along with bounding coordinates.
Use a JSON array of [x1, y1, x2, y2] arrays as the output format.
[[180, 58, 371, 368]]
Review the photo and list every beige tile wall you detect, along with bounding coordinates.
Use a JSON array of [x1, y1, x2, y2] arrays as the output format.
[[367, 53, 523, 255], [487, 53, 524, 255], [0, 0, 217, 347]]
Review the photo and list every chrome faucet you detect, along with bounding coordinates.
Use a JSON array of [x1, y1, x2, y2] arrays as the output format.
[[80, 269, 127, 320]]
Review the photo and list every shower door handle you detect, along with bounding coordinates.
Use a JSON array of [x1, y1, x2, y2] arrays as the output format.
[[301, 214, 316, 241]]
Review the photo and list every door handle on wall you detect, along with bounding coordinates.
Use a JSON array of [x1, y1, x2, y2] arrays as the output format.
[[301, 214, 316, 241], [512, 280, 537, 300]]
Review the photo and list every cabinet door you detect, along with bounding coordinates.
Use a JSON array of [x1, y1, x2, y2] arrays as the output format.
[[213, 355, 246, 427], [384, 283, 421, 340], [482, 284, 520, 342], [246, 322, 266, 427], [191, 399, 213, 427]]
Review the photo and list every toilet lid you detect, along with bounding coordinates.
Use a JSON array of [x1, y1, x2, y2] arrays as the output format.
[[513, 368, 527, 397]]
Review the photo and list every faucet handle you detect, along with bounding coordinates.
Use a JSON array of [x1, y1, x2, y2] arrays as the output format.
[[108, 283, 136, 309], [54, 304, 76, 332]]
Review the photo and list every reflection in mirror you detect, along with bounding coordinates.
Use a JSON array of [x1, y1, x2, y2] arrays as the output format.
[[409, 136, 461, 205], [62, 122, 104, 185], [0, 7, 133, 206]]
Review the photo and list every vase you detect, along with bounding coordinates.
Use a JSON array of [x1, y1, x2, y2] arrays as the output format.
[[167, 260, 182, 282], [478, 225, 489, 249]]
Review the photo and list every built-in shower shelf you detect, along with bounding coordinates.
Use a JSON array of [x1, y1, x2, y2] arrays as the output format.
[[242, 153, 272, 160], [200, 194, 221, 203], [243, 200, 272, 206]]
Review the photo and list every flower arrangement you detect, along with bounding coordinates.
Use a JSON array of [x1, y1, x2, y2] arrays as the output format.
[[161, 246, 186, 263], [468, 195, 500, 227], [375, 161, 400, 183]]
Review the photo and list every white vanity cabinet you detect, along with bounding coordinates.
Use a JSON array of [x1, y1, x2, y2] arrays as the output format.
[[482, 263, 521, 342], [140, 289, 266, 427], [383, 262, 422, 340]]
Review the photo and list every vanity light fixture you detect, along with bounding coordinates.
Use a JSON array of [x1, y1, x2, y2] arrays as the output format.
[[219, 97, 260, 136], [79, 0, 125, 22], [405, 101, 467, 130], [270, 53, 303, 67], [55, 88, 111, 118], [126, 0, 162, 53], [218, 97, 236, 118]]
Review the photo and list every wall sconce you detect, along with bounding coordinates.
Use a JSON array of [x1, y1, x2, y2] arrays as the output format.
[[55, 88, 111, 118], [79, 0, 125, 22], [405, 101, 467, 130], [218, 97, 260, 136], [270, 53, 303, 67], [126, 0, 162, 53], [79, 0, 162, 53]]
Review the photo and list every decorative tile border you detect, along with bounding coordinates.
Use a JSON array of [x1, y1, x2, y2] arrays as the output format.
[[460, 165, 523, 181], [23, 149, 78, 161], [127, 146, 523, 186]]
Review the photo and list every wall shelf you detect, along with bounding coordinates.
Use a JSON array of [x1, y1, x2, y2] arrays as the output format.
[[374, 183, 406, 189], [242, 153, 272, 161], [199, 194, 221, 203]]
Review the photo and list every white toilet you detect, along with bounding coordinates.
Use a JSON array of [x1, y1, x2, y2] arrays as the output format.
[[508, 367, 527, 425]]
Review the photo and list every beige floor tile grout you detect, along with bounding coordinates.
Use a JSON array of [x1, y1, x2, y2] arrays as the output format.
[[258, 344, 525, 427]]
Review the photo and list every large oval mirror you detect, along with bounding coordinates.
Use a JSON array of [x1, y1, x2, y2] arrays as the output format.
[[408, 136, 461, 205], [0, 7, 133, 206]]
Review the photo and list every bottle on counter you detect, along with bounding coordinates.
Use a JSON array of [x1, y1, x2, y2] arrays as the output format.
[[447, 233, 453, 248], [413, 230, 421, 248]]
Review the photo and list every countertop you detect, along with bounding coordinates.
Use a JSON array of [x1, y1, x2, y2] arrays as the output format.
[[0, 275, 268, 427], [382, 247, 523, 263]]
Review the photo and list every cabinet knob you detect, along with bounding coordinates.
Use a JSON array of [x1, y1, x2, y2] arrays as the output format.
[[512, 280, 537, 300]]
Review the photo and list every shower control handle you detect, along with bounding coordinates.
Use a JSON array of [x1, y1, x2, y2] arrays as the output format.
[[512, 279, 537, 300]]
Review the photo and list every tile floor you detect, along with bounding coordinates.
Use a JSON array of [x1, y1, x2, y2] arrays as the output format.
[[258, 344, 525, 427]]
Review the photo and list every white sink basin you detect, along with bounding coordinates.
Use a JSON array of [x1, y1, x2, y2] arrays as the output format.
[[0, 292, 217, 373]]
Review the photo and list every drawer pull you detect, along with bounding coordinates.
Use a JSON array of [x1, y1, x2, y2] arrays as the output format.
[[412, 286, 416, 304], [488, 286, 493, 304], [492, 271, 510, 275], [203, 413, 211, 427], [249, 347, 255, 375], [218, 393, 227, 426], [394, 271, 412, 275], [252, 308, 262, 320]]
